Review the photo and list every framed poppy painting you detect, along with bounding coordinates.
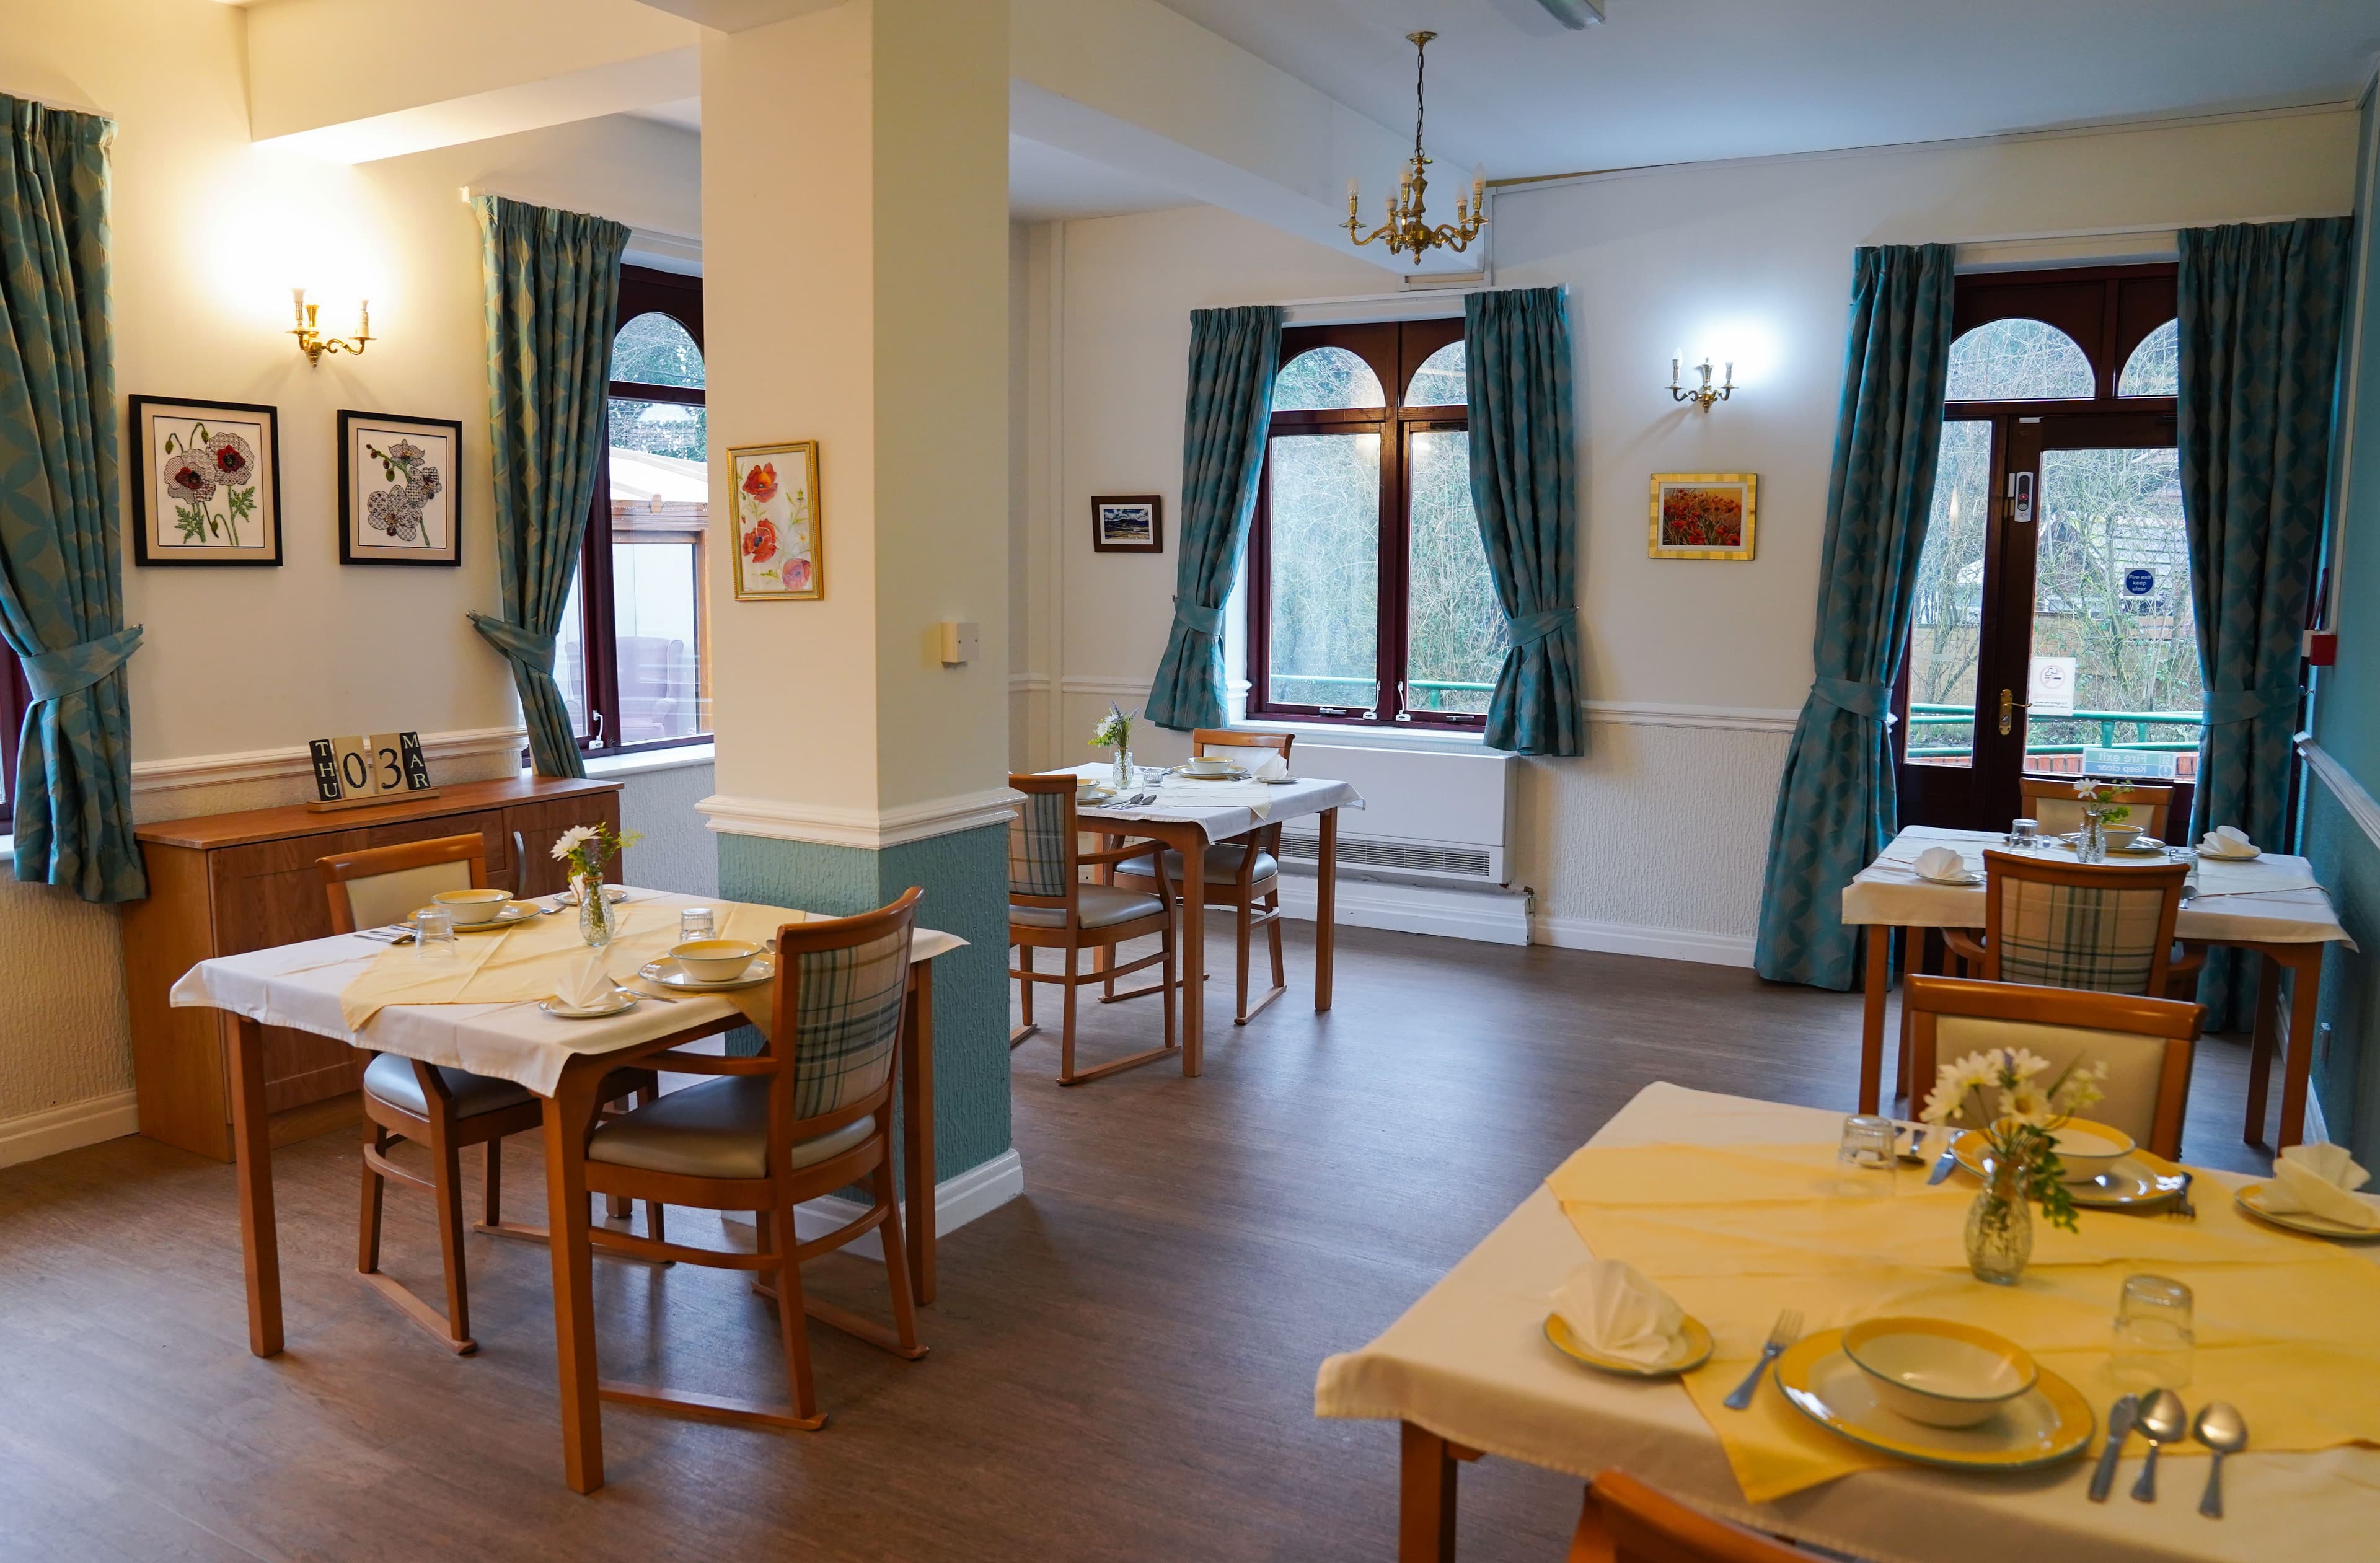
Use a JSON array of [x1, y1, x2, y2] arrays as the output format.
[[729, 439, 822, 601], [1647, 473, 1756, 561], [130, 395, 283, 565], [338, 410, 462, 566]]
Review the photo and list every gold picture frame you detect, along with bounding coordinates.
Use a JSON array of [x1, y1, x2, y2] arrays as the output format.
[[1648, 473, 1756, 560], [729, 439, 824, 601]]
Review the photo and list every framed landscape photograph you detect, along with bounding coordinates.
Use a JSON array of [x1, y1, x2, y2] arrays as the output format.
[[1648, 473, 1757, 561], [130, 395, 282, 566], [1091, 495, 1163, 554], [338, 410, 462, 566], [730, 439, 822, 601]]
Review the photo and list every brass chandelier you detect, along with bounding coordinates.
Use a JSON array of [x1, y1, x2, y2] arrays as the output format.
[[1346, 31, 1486, 263]]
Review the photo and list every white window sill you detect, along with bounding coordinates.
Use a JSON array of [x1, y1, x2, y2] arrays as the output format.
[[0, 834, 12, 863], [570, 742, 716, 780], [1228, 719, 1497, 755]]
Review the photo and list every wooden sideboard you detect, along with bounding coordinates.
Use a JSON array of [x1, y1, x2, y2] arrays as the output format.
[[121, 776, 625, 1160]]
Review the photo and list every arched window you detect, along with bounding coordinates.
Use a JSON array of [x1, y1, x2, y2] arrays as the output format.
[[1404, 341, 1467, 407], [1271, 346, 1385, 411], [1944, 318, 2096, 401], [2117, 319, 2179, 398]]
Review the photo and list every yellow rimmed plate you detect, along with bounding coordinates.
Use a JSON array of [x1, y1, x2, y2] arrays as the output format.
[[1177, 768, 1251, 782], [404, 902, 542, 934], [1949, 1130, 2188, 1209], [637, 952, 777, 992], [1773, 1328, 2094, 1472], [2234, 1182, 2380, 1241], [1542, 1313, 1714, 1378]]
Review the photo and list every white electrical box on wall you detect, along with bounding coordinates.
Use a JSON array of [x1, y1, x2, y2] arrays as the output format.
[[938, 621, 979, 666]]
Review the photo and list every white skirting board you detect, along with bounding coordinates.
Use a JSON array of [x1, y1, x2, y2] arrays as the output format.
[[721, 1148, 1025, 1260], [1272, 871, 1530, 945], [0, 1090, 139, 1169], [1528, 914, 1757, 968]]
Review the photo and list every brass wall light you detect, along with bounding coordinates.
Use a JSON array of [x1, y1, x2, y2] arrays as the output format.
[[291, 288, 372, 366], [1671, 352, 1734, 412]]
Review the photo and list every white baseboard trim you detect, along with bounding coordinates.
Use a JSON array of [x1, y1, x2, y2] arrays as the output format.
[[0, 1089, 139, 1169], [723, 1148, 1026, 1260], [1530, 912, 1758, 968], [131, 725, 527, 798], [1274, 872, 1530, 945], [697, 786, 1019, 851]]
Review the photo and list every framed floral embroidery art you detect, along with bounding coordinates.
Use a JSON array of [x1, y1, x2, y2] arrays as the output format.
[[729, 439, 822, 601], [130, 395, 283, 566], [1647, 473, 1756, 561], [338, 410, 462, 566]]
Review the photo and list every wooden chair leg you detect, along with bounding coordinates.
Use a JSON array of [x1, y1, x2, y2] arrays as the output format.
[[1059, 944, 1080, 1083], [1267, 887, 1285, 992], [1163, 917, 1179, 1058], [483, 1137, 503, 1227], [1018, 945, 1034, 1031], [1235, 897, 1254, 1024], [431, 1125, 474, 1350], [358, 1122, 387, 1274], [872, 1161, 925, 1358], [636, 1086, 667, 1236], [767, 1207, 823, 1427]]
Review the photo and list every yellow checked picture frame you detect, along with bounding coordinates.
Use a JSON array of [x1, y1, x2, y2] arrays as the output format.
[[1648, 472, 1757, 561]]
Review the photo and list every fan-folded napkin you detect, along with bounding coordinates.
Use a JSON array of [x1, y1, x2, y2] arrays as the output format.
[[560, 949, 616, 1010], [1913, 845, 1967, 881], [1248, 751, 1289, 781], [2265, 1143, 2380, 1231], [1549, 1258, 1686, 1368], [2200, 824, 2259, 859]]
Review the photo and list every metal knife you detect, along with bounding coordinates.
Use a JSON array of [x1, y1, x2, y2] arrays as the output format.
[[1925, 1134, 1962, 1186], [2089, 1394, 2140, 1502]]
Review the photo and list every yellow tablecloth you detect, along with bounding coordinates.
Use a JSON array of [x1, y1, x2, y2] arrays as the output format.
[[1546, 1141, 2380, 1503], [338, 894, 808, 1034]]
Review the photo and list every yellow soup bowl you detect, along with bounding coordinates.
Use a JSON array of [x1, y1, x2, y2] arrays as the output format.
[[672, 940, 760, 983], [1841, 1317, 2038, 1429], [431, 887, 513, 925]]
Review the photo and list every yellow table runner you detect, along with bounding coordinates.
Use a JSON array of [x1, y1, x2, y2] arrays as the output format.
[[338, 894, 808, 1034], [1546, 1141, 2380, 1503]]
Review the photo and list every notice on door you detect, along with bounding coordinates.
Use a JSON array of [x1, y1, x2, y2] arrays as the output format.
[[2027, 655, 2077, 717]]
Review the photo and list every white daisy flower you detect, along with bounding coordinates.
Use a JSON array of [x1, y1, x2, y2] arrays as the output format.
[[550, 824, 597, 860]]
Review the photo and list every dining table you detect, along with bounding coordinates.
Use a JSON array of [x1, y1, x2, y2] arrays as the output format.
[[1841, 826, 2353, 1149], [168, 884, 963, 1494], [1315, 1081, 2380, 1563], [1052, 762, 1364, 1073]]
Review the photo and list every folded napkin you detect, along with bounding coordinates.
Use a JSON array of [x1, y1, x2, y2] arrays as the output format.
[[1249, 751, 1289, 781], [2265, 1143, 2380, 1231], [1913, 845, 1967, 881], [559, 948, 617, 1010], [1550, 1258, 1688, 1368], [2200, 824, 2259, 859]]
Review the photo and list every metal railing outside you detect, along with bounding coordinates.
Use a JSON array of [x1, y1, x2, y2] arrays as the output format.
[[1269, 672, 1494, 711], [1906, 701, 2204, 759]]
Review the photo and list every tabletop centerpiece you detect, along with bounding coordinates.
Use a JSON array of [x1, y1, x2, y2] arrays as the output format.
[[2071, 779, 2131, 863], [1921, 1046, 2106, 1283], [552, 823, 641, 947], [1091, 700, 1139, 791]]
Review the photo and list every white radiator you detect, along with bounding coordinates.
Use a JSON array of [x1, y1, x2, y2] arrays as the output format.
[[1275, 742, 1516, 886]]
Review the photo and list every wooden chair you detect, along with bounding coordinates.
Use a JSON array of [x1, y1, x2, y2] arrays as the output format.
[[1904, 974, 2205, 1158], [1007, 773, 1181, 1085], [2018, 776, 2176, 841], [320, 834, 655, 1355], [1111, 728, 1293, 1024], [1943, 849, 2192, 995], [1570, 1471, 1802, 1562], [575, 889, 928, 1430]]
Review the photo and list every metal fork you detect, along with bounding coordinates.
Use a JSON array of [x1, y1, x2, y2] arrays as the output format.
[[1722, 1309, 1803, 1410], [2166, 1171, 2197, 1220]]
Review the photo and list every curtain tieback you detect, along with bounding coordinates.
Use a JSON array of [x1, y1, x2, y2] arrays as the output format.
[[1507, 607, 1574, 648], [1170, 598, 1224, 638], [468, 611, 558, 674], [25, 625, 143, 703], [1811, 676, 1890, 721], [2203, 676, 2301, 726]]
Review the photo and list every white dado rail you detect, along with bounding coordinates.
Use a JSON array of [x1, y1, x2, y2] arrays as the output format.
[[2297, 732, 2380, 853], [694, 787, 1021, 852], [130, 726, 531, 801], [1041, 674, 1800, 737]]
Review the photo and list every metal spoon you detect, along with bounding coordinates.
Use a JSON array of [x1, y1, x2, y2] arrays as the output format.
[[2131, 1388, 2188, 1502], [2193, 1401, 2246, 1518]]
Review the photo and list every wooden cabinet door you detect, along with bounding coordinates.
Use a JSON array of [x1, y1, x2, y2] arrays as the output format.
[[504, 791, 624, 898]]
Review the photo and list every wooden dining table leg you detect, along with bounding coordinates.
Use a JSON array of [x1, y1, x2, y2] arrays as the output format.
[[2274, 943, 2323, 1151], [1175, 821, 1208, 1075], [228, 1016, 283, 1358], [1316, 806, 1338, 1012], [901, 960, 937, 1306], [2245, 950, 2284, 1147], [540, 1063, 606, 1494], [1399, 1421, 1459, 1563], [1858, 923, 1890, 1116]]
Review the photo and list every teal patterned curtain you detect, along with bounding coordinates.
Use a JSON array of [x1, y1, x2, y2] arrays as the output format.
[[470, 196, 627, 777], [0, 97, 144, 903], [1466, 287, 1582, 757], [1147, 305, 1282, 731], [2178, 218, 2355, 1029], [1755, 245, 1957, 990]]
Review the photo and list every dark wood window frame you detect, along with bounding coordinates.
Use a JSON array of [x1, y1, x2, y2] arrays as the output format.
[[0, 652, 29, 834], [1245, 317, 1486, 731], [568, 263, 708, 757]]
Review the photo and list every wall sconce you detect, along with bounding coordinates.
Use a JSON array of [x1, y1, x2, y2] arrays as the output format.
[[1671, 352, 1734, 412], [291, 288, 372, 366]]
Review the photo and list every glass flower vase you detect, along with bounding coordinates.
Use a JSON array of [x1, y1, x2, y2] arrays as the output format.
[[2074, 816, 2107, 863], [1110, 746, 1134, 790], [575, 873, 615, 948], [1965, 1167, 2034, 1285]]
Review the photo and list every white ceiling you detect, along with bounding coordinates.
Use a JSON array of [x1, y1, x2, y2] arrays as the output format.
[[1153, 0, 2380, 177]]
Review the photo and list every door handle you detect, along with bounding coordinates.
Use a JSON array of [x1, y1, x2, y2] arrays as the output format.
[[1998, 689, 2029, 737]]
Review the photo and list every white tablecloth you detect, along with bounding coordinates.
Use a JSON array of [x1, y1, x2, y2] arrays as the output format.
[[1314, 1082, 2380, 1563], [1055, 763, 1364, 844], [167, 887, 964, 1098], [1842, 826, 2352, 946]]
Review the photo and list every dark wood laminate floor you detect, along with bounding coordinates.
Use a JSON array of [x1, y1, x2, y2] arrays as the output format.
[[0, 927, 2276, 1562]]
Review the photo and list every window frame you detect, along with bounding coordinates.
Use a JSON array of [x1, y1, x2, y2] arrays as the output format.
[[0, 653, 28, 833], [567, 264, 710, 758], [1245, 317, 1491, 732]]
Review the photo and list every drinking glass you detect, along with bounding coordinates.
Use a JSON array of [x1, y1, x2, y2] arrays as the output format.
[[679, 906, 717, 943], [2112, 1273, 2195, 1389], [2008, 818, 2040, 849], [413, 905, 459, 962], [1838, 1114, 1898, 1171]]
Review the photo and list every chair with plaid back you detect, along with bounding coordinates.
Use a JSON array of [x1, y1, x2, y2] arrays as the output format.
[[574, 889, 927, 1431], [1008, 773, 1181, 1085], [1943, 851, 2193, 997]]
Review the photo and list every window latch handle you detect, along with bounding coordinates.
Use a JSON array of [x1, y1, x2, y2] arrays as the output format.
[[588, 708, 605, 748]]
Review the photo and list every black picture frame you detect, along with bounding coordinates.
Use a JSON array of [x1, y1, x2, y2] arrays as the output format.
[[129, 394, 283, 566], [338, 410, 464, 566], [1091, 494, 1164, 554]]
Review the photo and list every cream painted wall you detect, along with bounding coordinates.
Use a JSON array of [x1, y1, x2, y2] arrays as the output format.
[[0, 0, 700, 1130], [1017, 109, 2361, 956]]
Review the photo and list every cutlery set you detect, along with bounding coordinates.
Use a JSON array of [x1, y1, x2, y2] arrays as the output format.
[[2089, 1387, 2246, 1516]]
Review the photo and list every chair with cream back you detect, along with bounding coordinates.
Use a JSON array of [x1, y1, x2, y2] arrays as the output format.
[[1903, 974, 2205, 1159], [319, 833, 655, 1355], [2017, 776, 2175, 842]]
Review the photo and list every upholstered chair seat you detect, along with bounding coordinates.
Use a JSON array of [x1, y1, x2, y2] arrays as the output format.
[[1161, 843, 1279, 886], [1008, 884, 1166, 930], [587, 1078, 877, 1179], [363, 1055, 535, 1119]]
